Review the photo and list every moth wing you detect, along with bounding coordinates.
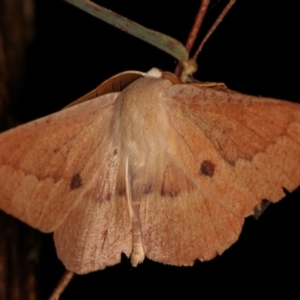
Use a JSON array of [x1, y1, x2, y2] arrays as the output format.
[[140, 83, 300, 265], [53, 167, 132, 273], [65, 71, 144, 108], [0, 93, 116, 227], [0, 92, 133, 273]]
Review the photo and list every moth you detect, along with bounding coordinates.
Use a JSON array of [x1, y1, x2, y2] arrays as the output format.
[[0, 0, 299, 298], [1, 65, 300, 270]]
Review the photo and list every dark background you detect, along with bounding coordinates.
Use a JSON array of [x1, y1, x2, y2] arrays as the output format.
[[12, 0, 300, 298]]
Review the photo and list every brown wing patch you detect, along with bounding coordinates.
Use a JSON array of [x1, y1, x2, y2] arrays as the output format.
[[143, 183, 153, 195], [160, 166, 181, 198], [136, 82, 300, 266], [54, 190, 132, 274], [200, 160, 215, 177], [165, 84, 300, 204], [0, 92, 119, 232], [70, 173, 82, 190]]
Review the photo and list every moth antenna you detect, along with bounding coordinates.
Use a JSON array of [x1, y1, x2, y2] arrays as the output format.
[[184, 0, 210, 54], [174, 0, 210, 76], [192, 0, 236, 61], [176, 0, 236, 82], [49, 270, 74, 300]]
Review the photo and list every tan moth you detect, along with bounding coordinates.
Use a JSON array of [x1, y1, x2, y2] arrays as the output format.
[[0, 1, 297, 298]]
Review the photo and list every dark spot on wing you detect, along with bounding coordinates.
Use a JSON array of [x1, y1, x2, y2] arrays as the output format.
[[169, 188, 179, 197], [160, 167, 180, 197], [161, 177, 166, 196], [160, 169, 167, 197], [70, 173, 82, 190], [118, 185, 126, 196], [105, 192, 112, 201], [200, 160, 215, 177], [160, 181, 180, 198], [53, 175, 60, 183], [161, 187, 180, 197], [143, 184, 153, 195], [114, 149, 118, 155], [101, 230, 108, 251]]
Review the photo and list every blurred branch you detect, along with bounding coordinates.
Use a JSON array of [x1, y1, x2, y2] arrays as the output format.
[[0, 0, 34, 130], [0, 1, 37, 299]]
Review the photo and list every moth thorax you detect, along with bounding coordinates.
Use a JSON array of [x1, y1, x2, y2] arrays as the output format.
[[117, 77, 171, 152]]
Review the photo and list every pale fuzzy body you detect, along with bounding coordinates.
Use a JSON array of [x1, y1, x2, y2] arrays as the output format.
[[0, 69, 300, 274]]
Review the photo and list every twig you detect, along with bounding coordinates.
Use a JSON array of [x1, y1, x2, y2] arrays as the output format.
[[49, 270, 74, 300], [175, 0, 210, 76], [64, 0, 188, 62]]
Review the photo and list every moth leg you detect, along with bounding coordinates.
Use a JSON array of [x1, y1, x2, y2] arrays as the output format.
[[125, 158, 145, 266], [188, 80, 227, 88], [196, 81, 227, 88]]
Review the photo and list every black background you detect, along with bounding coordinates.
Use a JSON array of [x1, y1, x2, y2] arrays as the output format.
[[12, 0, 300, 298]]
